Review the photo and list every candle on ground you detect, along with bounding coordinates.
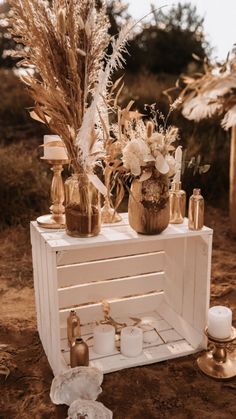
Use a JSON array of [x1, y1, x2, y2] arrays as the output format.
[[120, 326, 143, 357], [93, 324, 115, 355], [43, 135, 68, 160], [208, 306, 232, 339]]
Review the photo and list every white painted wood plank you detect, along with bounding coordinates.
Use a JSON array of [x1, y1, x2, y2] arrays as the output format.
[[163, 238, 185, 315], [59, 292, 164, 327], [56, 240, 164, 266], [182, 236, 197, 326], [158, 300, 204, 349], [39, 236, 52, 363], [45, 246, 64, 376], [31, 218, 213, 252], [61, 339, 195, 374], [57, 251, 164, 288], [30, 225, 42, 340], [34, 229, 48, 354], [193, 235, 212, 333], [58, 272, 164, 309]]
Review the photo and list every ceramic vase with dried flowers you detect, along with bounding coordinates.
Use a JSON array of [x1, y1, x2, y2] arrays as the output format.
[[9, 0, 133, 236], [121, 106, 180, 234]]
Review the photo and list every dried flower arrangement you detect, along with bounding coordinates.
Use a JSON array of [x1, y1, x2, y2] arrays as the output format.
[[176, 50, 236, 130], [8, 0, 132, 181]]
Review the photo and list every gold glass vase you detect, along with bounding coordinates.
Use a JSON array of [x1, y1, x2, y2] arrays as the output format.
[[65, 173, 101, 237], [128, 170, 170, 235]]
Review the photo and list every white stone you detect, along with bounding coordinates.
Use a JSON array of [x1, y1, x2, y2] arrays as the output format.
[[67, 399, 113, 419], [50, 367, 103, 406]]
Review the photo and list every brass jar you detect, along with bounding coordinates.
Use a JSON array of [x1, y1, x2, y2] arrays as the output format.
[[128, 170, 170, 235], [70, 337, 89, 368], [65, 173, 101, 237]]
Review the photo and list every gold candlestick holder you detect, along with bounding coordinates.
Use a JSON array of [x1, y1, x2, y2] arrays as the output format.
[[197, 327, 236, 380], [37, 158, 69, 229]]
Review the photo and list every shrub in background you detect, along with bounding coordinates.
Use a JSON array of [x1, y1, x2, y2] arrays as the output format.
[[0, 141, 51, 228]]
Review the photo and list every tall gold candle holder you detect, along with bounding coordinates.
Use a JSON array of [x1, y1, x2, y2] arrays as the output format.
[[197, 327, 236, 380], [37, 158, 68, 229]]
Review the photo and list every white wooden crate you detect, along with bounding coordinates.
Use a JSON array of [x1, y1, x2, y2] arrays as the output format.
[[30, 214, 213, 376]]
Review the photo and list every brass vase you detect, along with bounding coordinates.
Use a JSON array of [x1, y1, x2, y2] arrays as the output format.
[[128, 170, 170, 235], [169, 181, 186, 224], [65, 173, 101, 237], [70, 337, 89, 368], [188, 188, 204, 230]]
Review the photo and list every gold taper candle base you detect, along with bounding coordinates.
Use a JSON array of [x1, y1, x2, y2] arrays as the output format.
[[37, 214, 66, 229], [37, 158, 68, 230], [197, 327, 236, 380]]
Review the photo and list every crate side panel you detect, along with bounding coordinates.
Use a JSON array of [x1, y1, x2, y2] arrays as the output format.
[[57, 251, 164, 288], [163, 238, 185, 315], [30, 225, 42, 340], [182, 236, 197, 326], [58, 272, 164, 309], [45, 247, 64, 375], [193, 234, 212, 332]]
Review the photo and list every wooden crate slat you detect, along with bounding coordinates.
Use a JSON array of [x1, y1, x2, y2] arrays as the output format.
[[39, 236, 51, 360], [193, 235, 212, 332], [182, 236, 197, 326], [59, 292, 164, 326], [56, 240, 164, 266], [30, 225, 42, 340], [163, 238, 185, 315], [45, 247, 64, 375], [57, 251, 165, 288], [62, 339, 195, 374], [58, 271, 164, 309]]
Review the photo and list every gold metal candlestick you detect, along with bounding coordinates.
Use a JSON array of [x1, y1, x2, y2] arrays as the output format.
[[37, 158, 68, 229], [197, 327, 236, 380]]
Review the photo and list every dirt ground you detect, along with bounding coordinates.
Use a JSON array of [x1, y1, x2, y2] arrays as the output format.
[[0, 207, 236, 419]]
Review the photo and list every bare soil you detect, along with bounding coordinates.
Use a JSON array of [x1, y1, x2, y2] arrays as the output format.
[[0, 207, 236, 419]]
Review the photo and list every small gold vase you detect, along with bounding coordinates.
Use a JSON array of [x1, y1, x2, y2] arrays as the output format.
[[70, 337, 89, 368], [169, 181, 186, 224], [128, 170, 170, 235], [65, 173, 101, 237], [67, 311, 81, 347]]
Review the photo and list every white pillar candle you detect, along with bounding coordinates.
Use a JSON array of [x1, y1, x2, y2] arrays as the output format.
[[208, 306, 232, 339], [93, 325, 115, 355], [43, 135, 68, 160], [120, 326, 143, 357]]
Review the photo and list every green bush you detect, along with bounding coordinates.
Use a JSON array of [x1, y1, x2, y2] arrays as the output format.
[[0, 69, 45, 144], [0, 141, 51, 228]]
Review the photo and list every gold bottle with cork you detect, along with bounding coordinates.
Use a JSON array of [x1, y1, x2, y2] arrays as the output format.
[[67, 310, 81, 347], [188, 188, 204, 230], [169, 181, 186, 224], [70, 337, 89, 367]]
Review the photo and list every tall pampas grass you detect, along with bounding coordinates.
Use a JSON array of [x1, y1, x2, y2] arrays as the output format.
[[9, 0, 132, 175]]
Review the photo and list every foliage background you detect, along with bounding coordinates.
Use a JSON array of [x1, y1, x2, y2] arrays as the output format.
[[0, 0, 230, 228]]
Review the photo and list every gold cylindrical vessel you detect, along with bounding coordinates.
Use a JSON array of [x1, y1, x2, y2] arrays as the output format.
[[65, 173, 101, 237], [128, 171, 170, 235], [70, 337, 89, 368], [188, 188, 204, 230], [169, 181, 186, 224]]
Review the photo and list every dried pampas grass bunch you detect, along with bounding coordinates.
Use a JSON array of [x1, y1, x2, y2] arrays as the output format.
[[177, 51, 236, 130], [9, 0, 132, 180]]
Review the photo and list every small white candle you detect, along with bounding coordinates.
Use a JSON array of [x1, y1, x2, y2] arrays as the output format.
[[43, 135, 68, 160], [208, 306, 232, 339], [120, 326, 143, 357], [93, 325, 115, 355]]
